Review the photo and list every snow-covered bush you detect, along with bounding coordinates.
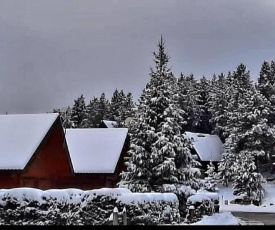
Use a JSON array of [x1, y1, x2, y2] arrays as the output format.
[[162, 184, 196, 217], [184, 194, 215, 223]]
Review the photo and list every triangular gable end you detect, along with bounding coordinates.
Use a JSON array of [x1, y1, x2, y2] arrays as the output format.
[[0, 113, 59, 170]]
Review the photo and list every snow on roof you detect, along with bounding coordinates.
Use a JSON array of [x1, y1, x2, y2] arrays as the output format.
[[184, 132, 223, 162], [0, 113, 59, 170], [102, 120, 117, 128], [65, 128, 128, 173]]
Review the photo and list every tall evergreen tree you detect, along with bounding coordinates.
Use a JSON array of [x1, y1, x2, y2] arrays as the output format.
[[217, 64, 274, 201], [115, 92, 136, 127], [89, 93, 110, 127], [257, 61, 275, 105], [86, 97, 100, 128], [207, 73, 229, 140], [71, 94, 89, 128], [204, 160, 218, 192], [177, 73, 200, 132], [196, 76, 212, 133], [109, 89, 124, 121], [119, 37, 200, 192]]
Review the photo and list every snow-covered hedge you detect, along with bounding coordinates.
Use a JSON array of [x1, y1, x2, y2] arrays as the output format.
[[0, 188, 180, 225], [184, 194, 215, 223]]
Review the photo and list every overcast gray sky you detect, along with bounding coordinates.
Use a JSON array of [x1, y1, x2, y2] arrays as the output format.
[[0, 0, 275, 114]]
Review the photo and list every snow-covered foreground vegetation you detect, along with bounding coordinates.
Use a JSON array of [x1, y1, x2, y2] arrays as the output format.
[[1, 181, 275, 225], [0, 187, 180, 225], [219, 182, 275, 213]]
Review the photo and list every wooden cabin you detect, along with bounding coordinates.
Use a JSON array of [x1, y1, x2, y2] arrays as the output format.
[[0, 113, 129, 190]]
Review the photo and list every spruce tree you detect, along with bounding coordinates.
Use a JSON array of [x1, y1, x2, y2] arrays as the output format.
[[207, 73, 229, 141], [71, 94, 89, 128], [109, 89, 123, 121], [177, 73, 200, 132], [257, 61, 275, 106], [204, 160, 218, 192], [217, 64, 273, 201], [86, 97, 100, 128], [119, 37, 200, 192], [88, 93, 111, 127], [196, 76, 212, 133]]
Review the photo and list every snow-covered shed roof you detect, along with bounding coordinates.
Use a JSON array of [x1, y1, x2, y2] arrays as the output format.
[[101, 120, 117, 128], [184, 132, 223, 162], [65, 128, 128, 173], [0, 113, 59, 170]]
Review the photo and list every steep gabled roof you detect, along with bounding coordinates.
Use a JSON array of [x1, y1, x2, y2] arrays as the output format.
[[101, 120, 117, 128], [184, 132, 224, 162], [0, 113, 59, 170], [65, 128, 128, 174]]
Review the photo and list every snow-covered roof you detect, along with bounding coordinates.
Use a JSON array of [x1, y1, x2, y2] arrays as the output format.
[[102, 120, 117, 128], [65, 128, 128, 173], [184, 132, 223, 162], [0, 113, 59, 170]]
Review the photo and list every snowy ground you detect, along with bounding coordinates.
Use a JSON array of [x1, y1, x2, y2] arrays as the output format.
[[182, 181, 275, 225], [219, 182, 275, 213], [190, 212, 239, 225]]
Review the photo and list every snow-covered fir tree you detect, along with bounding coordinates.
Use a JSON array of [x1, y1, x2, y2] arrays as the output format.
[[70, 94, 89, 128], [97, 93, 110, 123], [121, 92, 135, 119], [204, 160, 218, 192], [207, 73, 229, 141], [109, 90, 135, 127], [257, 61, 275, 106], [196, 76, 212, 133], [109, 89, 124, 121], [232, 150, 265, 203], [87, 93, 110, 127], [86, 97, 100, 128], [217, 140, 235, 187], [119, 37, 200, 192], [217, 64, 275, 201], [177, 73, 201, 132]]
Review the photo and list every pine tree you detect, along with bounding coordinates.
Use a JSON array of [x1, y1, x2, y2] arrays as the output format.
[[86, 97, 100, 128], [207, 73, 229, 141], [109, 90, 135, 127], [88, 93, 111, 127], [204, 160, 218, 192], [177, 73, 200, 132], [196, 76, 212, 133], [109, 89, 123, 121], [71, 95, 89, 128], [257, 61, 275, 106], [232, 151, 265, 203], [217, 64, 273, 201], [217, 139, 235, 187], [119, 37, 200, 192]]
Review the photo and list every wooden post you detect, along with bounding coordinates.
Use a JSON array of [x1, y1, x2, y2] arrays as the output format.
[[113, 207, 119, 225], [122, 207, 127, 225], [188, 206, 194, 222]]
